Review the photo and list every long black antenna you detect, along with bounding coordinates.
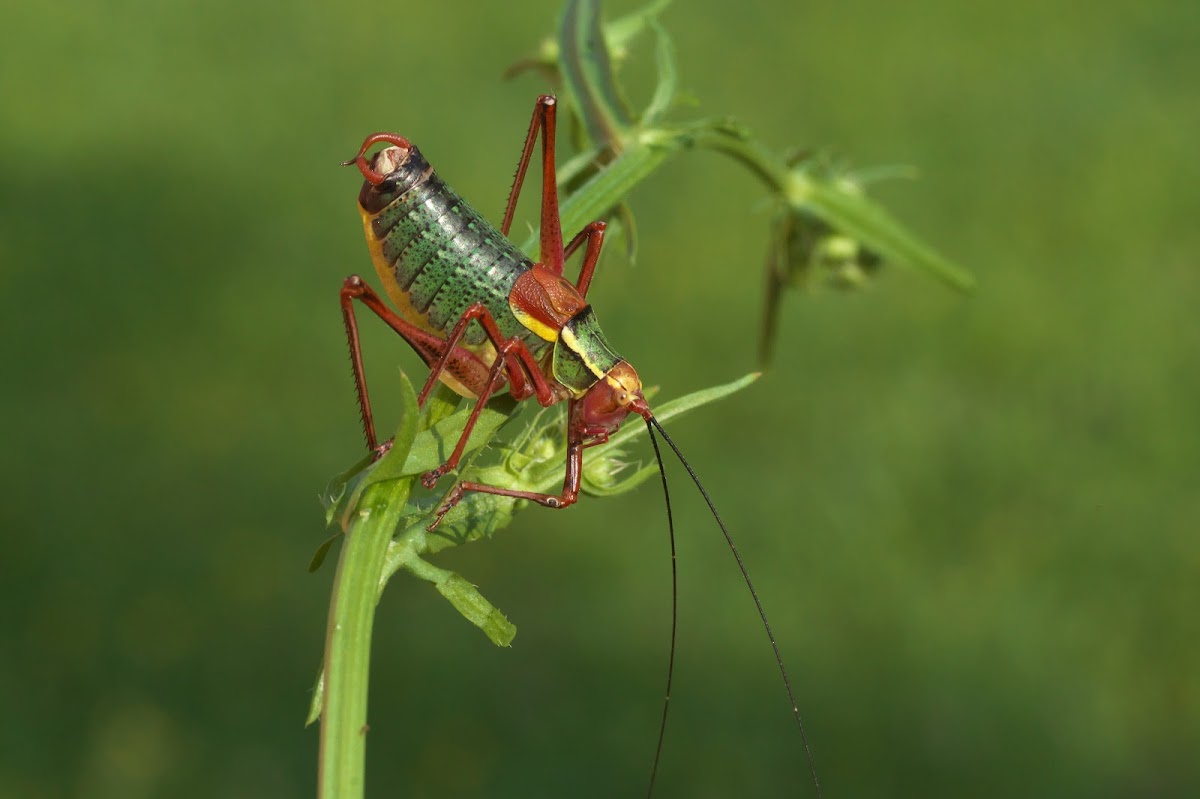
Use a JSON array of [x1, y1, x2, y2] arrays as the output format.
[[647, 415, 823, 799], [644, 420, 677, 798]]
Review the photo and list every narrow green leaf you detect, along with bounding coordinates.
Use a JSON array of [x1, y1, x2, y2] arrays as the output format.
[[796, 176, 975, 291], [308, 532, 341, 573], [606, 0, 672, 56], [523, 134, 681, 256], [758, 208, 795, 364], [560, 0, 633, 146], [556, 144, 606, 189], [399, 404, 514, 476], [306, 670, 325, 727], [386, 542, 518, 646], [320, 452, 374, 527], [605, 372, 761, 450], [422, 384, 462, 430], [435, 573, 517, 647], [503, 0, 670, 85], [641, 18, 677, 125]]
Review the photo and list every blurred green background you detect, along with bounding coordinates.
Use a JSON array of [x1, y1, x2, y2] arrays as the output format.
[[3, 0, 1197, 796]]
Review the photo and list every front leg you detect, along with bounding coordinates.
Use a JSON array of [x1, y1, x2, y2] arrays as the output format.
[[417, 303, 563, 490], [428, 441, 584, 531]]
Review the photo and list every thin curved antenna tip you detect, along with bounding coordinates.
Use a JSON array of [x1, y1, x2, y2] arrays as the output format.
[[644, 418, 677, 799], [645, 415, 823, 799]]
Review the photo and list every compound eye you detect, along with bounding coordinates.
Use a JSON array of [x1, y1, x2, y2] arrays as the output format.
[[617, 391, 629, 405]]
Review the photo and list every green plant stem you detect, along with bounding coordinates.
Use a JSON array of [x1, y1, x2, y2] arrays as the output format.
[[318, 376, 420, 799], [684, 122, 793, 193], [318, 478, 414, 799]]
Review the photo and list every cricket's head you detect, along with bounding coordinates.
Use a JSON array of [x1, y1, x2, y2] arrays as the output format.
[[570, 360, 650, 442]]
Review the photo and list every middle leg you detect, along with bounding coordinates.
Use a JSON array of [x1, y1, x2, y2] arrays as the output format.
[[417, 303, 565, 489], [563, 220, 607, 297]]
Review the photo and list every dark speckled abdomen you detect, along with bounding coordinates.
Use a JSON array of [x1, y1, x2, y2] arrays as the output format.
[[358, 146, 549, 355]]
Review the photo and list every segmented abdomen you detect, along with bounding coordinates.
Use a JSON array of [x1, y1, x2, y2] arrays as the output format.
[[360, 146, 546, 354]]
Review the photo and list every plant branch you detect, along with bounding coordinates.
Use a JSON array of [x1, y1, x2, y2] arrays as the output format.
[[316, 376, 420, 799]]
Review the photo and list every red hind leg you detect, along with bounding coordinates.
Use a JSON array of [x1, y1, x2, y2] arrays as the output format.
[[500, 95, 565, 273], [340, 275, 493, 452]]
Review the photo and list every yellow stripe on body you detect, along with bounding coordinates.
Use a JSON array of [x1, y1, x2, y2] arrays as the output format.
[[559, 325, 608, 380], [509, 303, 561, 343]]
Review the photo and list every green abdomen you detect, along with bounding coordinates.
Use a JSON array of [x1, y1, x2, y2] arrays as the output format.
[[361, 146, 547, 353]]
